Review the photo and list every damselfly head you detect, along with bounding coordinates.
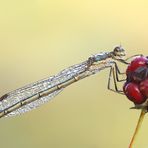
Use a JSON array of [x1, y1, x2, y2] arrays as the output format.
[[113, 45, 126, 58]]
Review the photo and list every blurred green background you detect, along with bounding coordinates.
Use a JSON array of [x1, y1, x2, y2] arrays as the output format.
[[0, 0, 148, 148]]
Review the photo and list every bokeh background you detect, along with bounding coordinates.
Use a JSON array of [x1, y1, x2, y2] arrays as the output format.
[[0, 0, 148, 148]]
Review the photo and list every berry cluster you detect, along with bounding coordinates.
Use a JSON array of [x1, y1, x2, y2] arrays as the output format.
[[123, 56, 148, 104]]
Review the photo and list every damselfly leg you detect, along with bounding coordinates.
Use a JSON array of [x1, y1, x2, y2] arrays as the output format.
[[107, 63, 125, 95], [107, 54, 143, 94], [117, 54, 143, 64], [124, 54, 143, 61]]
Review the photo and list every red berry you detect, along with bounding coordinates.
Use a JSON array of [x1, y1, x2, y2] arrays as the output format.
[[126, 56, 148, 75], [140, 78, 148, 97], [123, 82, 146, 104]]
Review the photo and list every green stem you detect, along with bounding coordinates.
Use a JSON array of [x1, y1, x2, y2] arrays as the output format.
[[129, 109, 146, 148]]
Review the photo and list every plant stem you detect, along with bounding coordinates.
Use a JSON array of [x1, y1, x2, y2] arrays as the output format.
[[129, 109, 146, 148]]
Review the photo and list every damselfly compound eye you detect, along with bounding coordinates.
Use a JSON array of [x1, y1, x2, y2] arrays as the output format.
[[113, 46, 126, 57]]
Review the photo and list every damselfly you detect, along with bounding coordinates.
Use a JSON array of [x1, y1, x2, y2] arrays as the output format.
[[0, 46, 134, 118]]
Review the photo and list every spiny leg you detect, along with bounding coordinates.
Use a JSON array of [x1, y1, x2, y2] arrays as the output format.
[[87, 60, 125, 94], [116, 54, 143, 64], [110, 61, 126, 82], [87, 58, 126, 94], [113, 54, 143, 81], [112, 66, 125, 94], [107, 66, 124, 95], [107, 66, 119, 94], [124, 54, 143, 62], [113, 61, 126, 82], [107, 54, 143, 94]]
